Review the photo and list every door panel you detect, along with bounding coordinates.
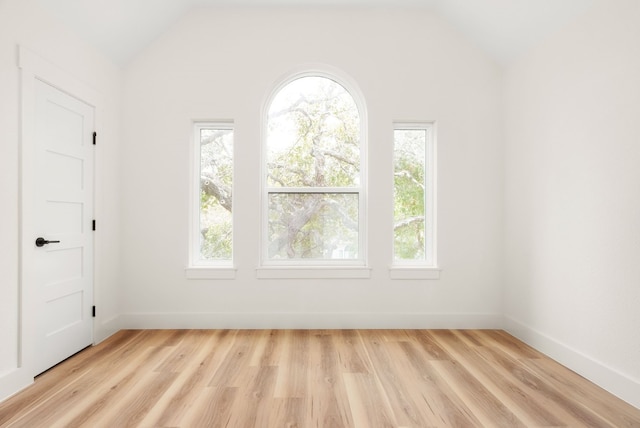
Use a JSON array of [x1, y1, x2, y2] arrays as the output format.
[[33, 79, 94, 375]]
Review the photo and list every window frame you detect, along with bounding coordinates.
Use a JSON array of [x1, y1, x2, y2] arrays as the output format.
[[186, 121, 236, 279], [258, 68, 369, 277], [390, 121, 439, 279]]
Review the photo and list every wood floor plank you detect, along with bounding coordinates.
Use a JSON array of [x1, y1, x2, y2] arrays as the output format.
[[62, 345, 178, 427], [249, 329, 283, 367], [359, 330, 433, 426], [101, 370, 179, 428], [306, 332, 354, 427], [6, 331, 175, 428], [429, 330, 528, 427], [396, 340, 482, 426], [412, 329, 455, 361], [137, 329, 230, 427], [1, 329, 639, 428], [445, 331, 565, 427], [226, 365, 278, 427], [154, 329, 239, 427], [334, 329, 372, 374], [179, 386, 238, 428], [473, 344, 595, 426], [343, 372, 397, 427], [430, 359, 527, 427], [478, 329, 543, 359], [0, 330, 143, 427], [153, 329, 203, 373], [268, 398, 305, 428], [207, 329, 256, 388], [274, 330, 309, 399], [523, 357, 640, 427], [385, 340, 462, 426]]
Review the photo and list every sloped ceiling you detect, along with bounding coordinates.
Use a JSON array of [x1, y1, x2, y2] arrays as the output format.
[[36, 0, 597, 66]]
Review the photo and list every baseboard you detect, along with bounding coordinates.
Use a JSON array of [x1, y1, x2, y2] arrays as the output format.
[[94, 314, 122, 345], [120, 311, 503, 330], [505, 317, 640, 409], [0, 367, 33, 403]]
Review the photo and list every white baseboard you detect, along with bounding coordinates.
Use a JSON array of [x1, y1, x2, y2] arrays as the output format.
[[505, 317, 640, 410], [120, 312, 503, 330], [94, 314, 122, 345], [0, 367, 33, 403]]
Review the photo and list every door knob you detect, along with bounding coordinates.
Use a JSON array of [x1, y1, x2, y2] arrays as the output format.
[[35, 237, 60, 247]]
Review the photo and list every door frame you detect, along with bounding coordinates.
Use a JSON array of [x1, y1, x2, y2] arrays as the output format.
[[18, 46, 102, 383]]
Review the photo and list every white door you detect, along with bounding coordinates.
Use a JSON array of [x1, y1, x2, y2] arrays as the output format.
[[31, 79, 95, 375]]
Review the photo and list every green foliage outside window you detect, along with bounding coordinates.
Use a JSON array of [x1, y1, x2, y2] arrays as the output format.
[[394, 129, 426, 261], [266, 76, 361, 260], [199, 128, 233, 260]]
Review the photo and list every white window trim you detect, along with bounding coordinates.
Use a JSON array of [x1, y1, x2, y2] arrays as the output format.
[[259, 66, 368, 278], [390, 121, 438, 279], [186, 121, 235, 279]]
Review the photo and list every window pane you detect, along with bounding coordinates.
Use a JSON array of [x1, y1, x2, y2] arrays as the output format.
[[200, 127, 233, 260], [267, 77, 360, 188], [268, 193, 358, 260], [393, 129, 426, 261]]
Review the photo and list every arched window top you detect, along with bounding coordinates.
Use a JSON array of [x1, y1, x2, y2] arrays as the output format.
[[265, 68, 366, 121], [265, 72, 364, 188]]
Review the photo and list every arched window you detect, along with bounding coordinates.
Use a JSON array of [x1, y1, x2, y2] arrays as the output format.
[[263, 73, 366, 265]]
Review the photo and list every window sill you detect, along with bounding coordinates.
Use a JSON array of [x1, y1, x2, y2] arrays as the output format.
[[256, 266, 371, 279], [389, 267, 441, 280], [185, 267, 236, 279]]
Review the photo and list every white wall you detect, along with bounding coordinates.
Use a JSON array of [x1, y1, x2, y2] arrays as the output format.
[[0, 0, 122, 400], [504, 0, 640, 408], [120, 6, 504, 328]]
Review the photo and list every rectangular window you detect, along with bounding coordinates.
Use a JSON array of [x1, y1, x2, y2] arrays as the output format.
[[393, 123, 436, 267], [267, 191, 360, 261], [190, 122, 233, 267]]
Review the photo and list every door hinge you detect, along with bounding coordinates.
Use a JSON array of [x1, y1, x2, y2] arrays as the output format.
[[92, 306, 96, 317], [92, 220, 96, 231], [93, 132, 97, 145]]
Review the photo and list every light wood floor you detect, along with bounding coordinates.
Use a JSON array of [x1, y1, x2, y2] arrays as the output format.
[[1, 330, 639, 427]]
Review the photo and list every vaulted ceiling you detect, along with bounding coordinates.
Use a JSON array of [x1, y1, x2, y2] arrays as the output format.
[[36, 0, 598, 66]]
